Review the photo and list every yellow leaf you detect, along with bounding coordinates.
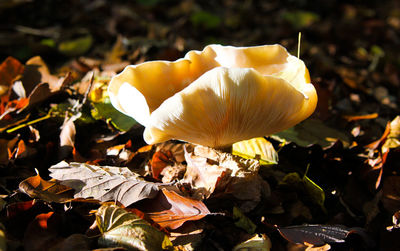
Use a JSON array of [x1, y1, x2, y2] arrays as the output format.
[[232, 137, 278, 165]]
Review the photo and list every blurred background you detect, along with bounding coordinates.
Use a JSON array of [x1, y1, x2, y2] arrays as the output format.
[[1, 0, 400, 134]]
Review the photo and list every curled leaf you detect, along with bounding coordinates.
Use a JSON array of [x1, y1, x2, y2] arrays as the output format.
[[49, 161, 160, 206], [96, 204, 172, 250], [145, 188, 210, 229], [18, 173, 74, 203]]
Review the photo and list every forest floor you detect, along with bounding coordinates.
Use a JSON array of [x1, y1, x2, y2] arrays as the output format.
[[1, 0, 400, 250]]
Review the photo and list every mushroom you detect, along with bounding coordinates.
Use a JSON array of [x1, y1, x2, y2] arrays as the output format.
[[108, 44, 317, 148]]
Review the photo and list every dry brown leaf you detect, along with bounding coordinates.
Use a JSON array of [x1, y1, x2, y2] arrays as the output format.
[[145, 188, 210, 229], [23, 212, 63, 251], [58, 117, 76, 160], [49, 161, 161, 206], [0, 56, 24, 96], [183, 145, 265, 211], [19, 173, 74, 203], [382, 176, 400, 214]]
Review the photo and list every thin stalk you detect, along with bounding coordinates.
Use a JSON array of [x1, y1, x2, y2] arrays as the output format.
[[6, 113, 52, 133]]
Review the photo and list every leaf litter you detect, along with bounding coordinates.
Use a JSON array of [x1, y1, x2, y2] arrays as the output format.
[[1, 0, 400, 250]]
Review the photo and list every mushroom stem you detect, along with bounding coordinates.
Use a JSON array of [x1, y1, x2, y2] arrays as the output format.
[[215, 144, 233, 153]]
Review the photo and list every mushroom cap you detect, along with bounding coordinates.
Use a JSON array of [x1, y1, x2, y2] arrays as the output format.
[[108, 44, 317, 148]]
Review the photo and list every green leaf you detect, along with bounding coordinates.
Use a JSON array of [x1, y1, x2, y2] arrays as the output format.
[[190, 11, 221, 29], [303, 175, 325, 210], [233, 234, 271, 251], [282, 10, 320, 29], [96, 204, 172, 250], [58, 35, 93, 57], [232, 137, 278, 165], [280, 172, 325, 209], [40, 38, 56, 48], [272, 119, 350, 148], [233, 206, 257, 234], [91, 97, 137, 131]]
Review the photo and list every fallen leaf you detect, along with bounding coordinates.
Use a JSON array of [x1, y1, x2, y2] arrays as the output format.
[[145, 188, 210, 229], [184, 146, 228, 199], [53, 234, 91, 251], [58, 35, 93, 57], [232, 137, 278, 165], [382, 176, 400, 214], [19, 173, 74, 203], [382, 116, 400, 153], [233, 206, 256, 234], [23, 212, 64, 251], [184, 145, 264, 211], [58, 117, 76, 160], [343, 113, 378, 122], [0, 223, 6, 251], [91, 97, 137, 131], [387, 210, 400, 231], [49, 161, 160, 206], [95, 204, 172, 250], [0, 56, 24, 95], [150, 151, 173, 180], [273, 119, 350, 148], [280, 172, 325, 209], [278, 224, 350, 246], [233, 234, 271, 251], [282, 10, 320, 29], [6, 200, 36, 218]]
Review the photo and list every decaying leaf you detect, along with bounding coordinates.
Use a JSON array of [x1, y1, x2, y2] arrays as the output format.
[[0, 223, 6, 251], [278, 224, 350, 246], [387, 210, 400, 231], [95, 204, 172, 250], [0, 56, 24, 95], [233, 206, 256, 234], [19, 173, 74, 203], [49, 161, 160, 206], [145, 188, 210, 229], [382, 116, 400, 152], [183, 145, 265, 211], [233, 234, 271, 251], [232, 137, 278, 165], [273, 119, 350, 148], [58, 35, 93, 57], [23, 212, 63, 251], [382, 176, 400, 214], [280, 172, 325, 209]]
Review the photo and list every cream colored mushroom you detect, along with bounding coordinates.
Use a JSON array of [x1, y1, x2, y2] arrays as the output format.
[[108, 44, 317, 148]]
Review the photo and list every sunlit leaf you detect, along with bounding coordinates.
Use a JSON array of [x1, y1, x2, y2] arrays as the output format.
[[96, 204, 172, 250], [272, 119, 350, 148], [49, 161, 160, 206], [233, 137, 278, 165], [278, 224, 349, 245], [145, 188, 210, 229], [233, 234, 271, 251], [303, 175, 325, 210], [19, 173, 74, 203], [0, 56, 24, 94], [382, 116, 400, 152], [58, 35, 93, 57], [91, 99, 137, 131], [280, 172, 325, 209]]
